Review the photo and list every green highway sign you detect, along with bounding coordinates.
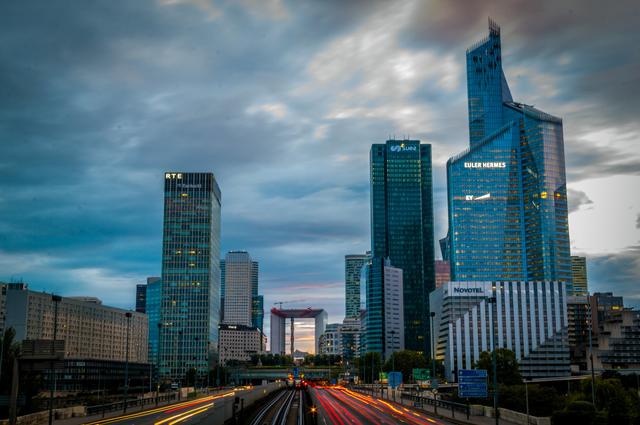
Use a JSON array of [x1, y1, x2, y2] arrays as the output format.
[[412, 368, 431, 380]]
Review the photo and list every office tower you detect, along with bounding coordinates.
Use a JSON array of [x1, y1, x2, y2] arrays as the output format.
[[146, 278, 162, 365], [382, 261, 404, 360], [250, 260, 263, 333], [345, 253, 370, 318], [222, 251, 253, 326], [446, 20, 572, 289], [136, 284, 147, 313], [429, 281, 570, 379], [319, 323, 343, 355], [4, 285, 149, 391], [571, 256, 588, 296], [160, 172, 221, 381], [435, 260, 451, 289], [341, 316, 361, 361], [369, 140, 435, 356], [252, 295, 264, 333], [567, 295, 591, 370], [220, 259, 225, 322], [218, 324, 264, 366]]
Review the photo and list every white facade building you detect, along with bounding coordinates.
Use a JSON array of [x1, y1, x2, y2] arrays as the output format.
[[429, 281, 570, 380], [223, 251, 253, 326], [219, 324, 264, 365], [383, 262, 404, 360], [319, 323, 343, 355]]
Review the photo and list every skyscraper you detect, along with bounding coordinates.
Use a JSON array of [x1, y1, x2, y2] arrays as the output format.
[[159, 172, 221, 381], [369, 140, 435, 356], [571, 256, 588, 296], [222, 251, 253, 327], [136, 284, 147, 313], [345, 253, 370, 318], [446, 20, 572, 288], [251, 260, 263, 333]]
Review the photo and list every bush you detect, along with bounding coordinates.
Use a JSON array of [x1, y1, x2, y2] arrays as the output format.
[[552, 401, 606, 425]]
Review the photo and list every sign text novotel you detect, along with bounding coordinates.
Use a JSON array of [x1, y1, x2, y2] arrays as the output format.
[[453, 287, 484, 294], [464, 162, 506, 169]]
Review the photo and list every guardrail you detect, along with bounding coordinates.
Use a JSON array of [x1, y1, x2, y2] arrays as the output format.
[[85, 393, 178, 417], [401, 392, 470, 420]]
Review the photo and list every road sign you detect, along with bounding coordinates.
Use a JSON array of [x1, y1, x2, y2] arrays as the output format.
[[413, 368, 431, 381], [293, 367, 299, 378], [379, 372, 388, 383], [429, 378, 439, 390], [388, 372, 402, 389], [458, 369, 488, 398]]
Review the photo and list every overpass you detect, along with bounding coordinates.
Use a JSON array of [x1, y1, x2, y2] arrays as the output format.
[[234, 367, 333, 381]]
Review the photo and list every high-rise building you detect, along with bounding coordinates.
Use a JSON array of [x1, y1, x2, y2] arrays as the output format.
[[136, 284, 147, 313], [445, 20, 572, 290], [345, 253, 370, 318], [222, 251, 254, 327], [435, 260, 451, 289], [252, 295, 264, 333], [146, 277, 162, 365], [159, 172, 221, 381], [319, 323, 343, 356], [220, 259, 226, 322], [571, 256, 588, 296], [383, 261, 404, 360], [369, 140, 435, 356], [341, 316, 361, 361], [430, 281, 570, 380], [218, 324, 264, 366], [567, 295, 591, 370]]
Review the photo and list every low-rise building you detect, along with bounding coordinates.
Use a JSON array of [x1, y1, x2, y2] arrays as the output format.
[[218, 324, 264, 365]]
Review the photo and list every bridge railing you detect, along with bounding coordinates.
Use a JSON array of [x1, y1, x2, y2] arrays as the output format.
[[85, 393, 178, 417]]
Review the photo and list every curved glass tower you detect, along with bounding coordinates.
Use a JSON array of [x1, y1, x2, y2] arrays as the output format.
[[447, 20, 572, 289]]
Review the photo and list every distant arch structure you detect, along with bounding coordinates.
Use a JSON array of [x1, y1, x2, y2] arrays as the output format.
[[270, 308, 327, 355]]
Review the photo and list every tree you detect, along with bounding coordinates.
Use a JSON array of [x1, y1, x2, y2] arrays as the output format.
[[0, 328, 19, 394], [552, 401, 607, 425], [356, 353, 382, 384], [474, 349, 522, 386], [382, 350, 428, 383]]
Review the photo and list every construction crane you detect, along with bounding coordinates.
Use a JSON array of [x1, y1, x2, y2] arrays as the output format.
[[273, 300, 307, 309]]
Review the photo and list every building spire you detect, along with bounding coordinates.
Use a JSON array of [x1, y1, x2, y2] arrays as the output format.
[[488, 17, 500, 36]]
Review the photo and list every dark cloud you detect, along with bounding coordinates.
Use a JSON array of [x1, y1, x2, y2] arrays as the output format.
[[567, 188, 593, 214], [0, 0, 638, 322], [587, 247, 640, 309]]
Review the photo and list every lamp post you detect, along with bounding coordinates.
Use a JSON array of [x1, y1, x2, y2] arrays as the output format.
[[48, 294, 62, 425], [123, 312, 132, 413], [525, 379, 530, 425], [487, 296, 498, 425], [587, 302, 596, 406], [430, 312, 436, 380]]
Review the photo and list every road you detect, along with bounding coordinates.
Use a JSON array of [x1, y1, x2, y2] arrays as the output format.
[[81, 391, 236, 425], [310, 387, 455, 425]]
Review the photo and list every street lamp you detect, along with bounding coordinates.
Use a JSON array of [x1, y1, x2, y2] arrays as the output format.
[[123, 312, 132, 413], [430, 312, 436, 381], [48, 294, 62, 425], [487, 296, 498, 425]]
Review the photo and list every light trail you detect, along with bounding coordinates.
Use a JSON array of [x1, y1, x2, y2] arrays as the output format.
[[83, 392, 235, 425]]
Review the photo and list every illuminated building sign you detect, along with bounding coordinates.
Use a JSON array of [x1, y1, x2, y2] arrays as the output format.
[[463, 162, 506, 169], [448, 282, 492, 297], [165, 173, 183, 179], [390, 143, 417, 153], [465, 193, 491, 201]]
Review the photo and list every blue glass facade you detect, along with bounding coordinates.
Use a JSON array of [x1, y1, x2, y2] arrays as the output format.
[[447, 21, 572, 288], [146, 278, 162, 364], [369, 140, 435, 357], [159, 172, 221, 381]]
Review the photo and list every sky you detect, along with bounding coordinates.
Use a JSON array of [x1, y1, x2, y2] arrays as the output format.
[[1, 0, 639, 354]]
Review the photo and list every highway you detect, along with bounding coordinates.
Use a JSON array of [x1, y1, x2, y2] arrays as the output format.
[[81, 391, 236, 425], [310, 387, 454, 425]]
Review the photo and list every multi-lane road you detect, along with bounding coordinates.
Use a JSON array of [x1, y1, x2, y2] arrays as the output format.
[[310, 386, 454, 425], [77, 386, 452, 425], [82, 391, 236, 425]]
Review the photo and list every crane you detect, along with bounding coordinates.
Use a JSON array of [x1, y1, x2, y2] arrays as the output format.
[[273, 300, 307, 309]]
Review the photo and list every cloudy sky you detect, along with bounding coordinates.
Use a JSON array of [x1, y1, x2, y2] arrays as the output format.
[[1, 0, 639, 353]]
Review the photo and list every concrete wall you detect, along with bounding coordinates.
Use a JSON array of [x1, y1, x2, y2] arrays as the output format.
[[0, 406, 86, 425], [470, 405, 550, 425]]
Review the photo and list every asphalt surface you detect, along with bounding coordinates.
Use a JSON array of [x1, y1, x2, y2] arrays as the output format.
[[80, 391, 236, 425], [310, 387, 455, 425]]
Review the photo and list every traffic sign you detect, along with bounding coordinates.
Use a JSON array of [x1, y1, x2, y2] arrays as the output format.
[[388, 372, 402, 389], [458, 369, 488, 398], [413, 368, 431, 380], [379, 372, 388, 383]]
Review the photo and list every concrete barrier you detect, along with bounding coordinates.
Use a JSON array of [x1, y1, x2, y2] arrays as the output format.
[[0, 406, 86, 425]]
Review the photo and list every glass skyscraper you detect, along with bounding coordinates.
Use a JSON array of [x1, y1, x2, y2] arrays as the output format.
[[146, 277, 162, 365], [345, 253, 370, 318], [369, 140, 435, 357], [446, 20, 572, 288], [159, 172, 221, 382]]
